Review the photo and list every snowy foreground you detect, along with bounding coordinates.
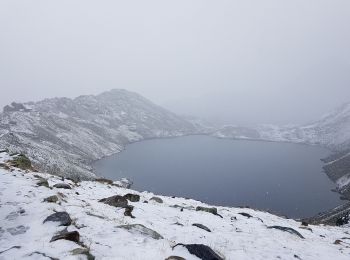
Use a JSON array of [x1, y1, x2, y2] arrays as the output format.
[[1, 153, 350, 260]]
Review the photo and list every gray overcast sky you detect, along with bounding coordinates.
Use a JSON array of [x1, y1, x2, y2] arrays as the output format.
[[0, 0, 349, 126]]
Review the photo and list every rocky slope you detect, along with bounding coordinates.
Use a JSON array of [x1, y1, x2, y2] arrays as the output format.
[[1, 151, 350, 260], [0, 89, 201, 180]]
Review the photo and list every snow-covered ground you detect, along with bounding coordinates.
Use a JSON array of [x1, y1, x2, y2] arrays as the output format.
[[1, 152, 350, 260]]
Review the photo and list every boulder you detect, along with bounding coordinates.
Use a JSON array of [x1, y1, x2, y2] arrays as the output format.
[[196, 206, 222, 217], [117, 224, 163, 240], [173, 244, 223, 260], [53, 183, 72, 189], [123, 193, 140, 202], [36, 179, 49, 188], [43, 195, 59, 203], [150, 197, 163, 203], [99, 195, 128, 208], [165, 257, 186, 260], [43, 212, 72, 226]]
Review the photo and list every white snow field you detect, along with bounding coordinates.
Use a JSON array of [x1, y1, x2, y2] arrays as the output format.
[[1, 151, 350, 260]]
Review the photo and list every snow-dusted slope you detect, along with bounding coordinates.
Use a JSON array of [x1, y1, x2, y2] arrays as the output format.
[[1, 152, 350, 260], [0, 89, 198, 180]]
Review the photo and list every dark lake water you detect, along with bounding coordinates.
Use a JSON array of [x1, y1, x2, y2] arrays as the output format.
[[94, 135, 342, 218]]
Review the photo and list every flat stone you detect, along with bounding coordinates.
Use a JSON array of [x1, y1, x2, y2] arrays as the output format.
[[43, 212, 72, 226], [43, 195, 59, 203], [117, 224, 163, 240], [53, 183, 71, 189], [99, 195, 128, 208]]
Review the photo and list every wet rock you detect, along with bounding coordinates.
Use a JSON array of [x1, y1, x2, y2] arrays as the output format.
[[50, 230, 80, 243], [150, 197, 163, 203], [124, 205, 135, 218], [165, 257, 186, 260], [71, 248, 95, 260], [174, 244, 223, 260], [53, 183, 71, 189], [192, 223, 211, 232], [123, 193, 140, 202], [117, 224, 163, 240], [7, 225, 29, 235], [36, 179, 49, 188], [267, 226, 305, 239], [99, 195, 128, 208], [43, 212, 72, 226], [43, 195, 59, 203], [196, 206, 222, 218]]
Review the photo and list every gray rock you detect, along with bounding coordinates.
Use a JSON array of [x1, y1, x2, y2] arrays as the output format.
[[150, 197, 163, 203], [196, 206, 222, 218], [173, 244, 223, 260], [192, 223, 211, 232], [99, 195, 128, 208], [123, 193, 140, 202], [124, 205, 135, 218], [50, 230, 80, 243], [267, 226, 305, 239], [53, 183, 71, 189], [43, 195, 59, 203], [117, 224, 163, 240], [7, 225, 29, 235], [43, 212, 72, 226], [36, 179, 49, 188], [71, 248, 95, 260]]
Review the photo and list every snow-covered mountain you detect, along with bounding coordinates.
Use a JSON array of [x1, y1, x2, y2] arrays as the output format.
[[1, 151, 349, 260], [0, 89, 200, 180]]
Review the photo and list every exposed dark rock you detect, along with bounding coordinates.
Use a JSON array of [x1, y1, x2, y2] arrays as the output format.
[[44, 195, 59, 203], [43, 212, 72, 226], [99, 195, 128, 208], [173, 244, 223, 260], [150, 197, 163, 203], [267, 226, 305, 239], [124, 205, 135, 218], [50, 230, 80, 243], [117, 224, 163, 240], [239, 212, 253, 218], [53, 183, 72, 189], [123, 193, 140, 202], [165, 256, 186, 260], [192, 223, 211, 232], [336, 213, 350, 226]]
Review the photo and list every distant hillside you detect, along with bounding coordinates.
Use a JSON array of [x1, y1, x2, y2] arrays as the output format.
[[0, 89, 199, 179]]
